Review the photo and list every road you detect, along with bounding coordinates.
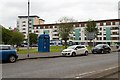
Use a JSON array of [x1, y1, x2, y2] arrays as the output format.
[[2, 52, 118, 78]]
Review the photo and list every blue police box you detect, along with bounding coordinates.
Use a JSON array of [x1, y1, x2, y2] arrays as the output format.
[[38, 34, 50, 52]]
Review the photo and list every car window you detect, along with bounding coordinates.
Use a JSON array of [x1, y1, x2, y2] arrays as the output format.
[[67, 46, 76, 49], [0, 46, 10, 50], [80, 46, 85, 48], [76, 46, 85, 49]]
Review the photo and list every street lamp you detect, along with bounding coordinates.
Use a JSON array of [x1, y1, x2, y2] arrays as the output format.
[[27, 0, 30, 58]]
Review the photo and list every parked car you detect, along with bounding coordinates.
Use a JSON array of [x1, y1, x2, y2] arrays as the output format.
[[30, 44, 38, 47], [0, 45, 18, 63], [20, 43, 28, 47], [92, 44, 111, 54], [61, 45, 89, 56], [118, 46, 120, 52]]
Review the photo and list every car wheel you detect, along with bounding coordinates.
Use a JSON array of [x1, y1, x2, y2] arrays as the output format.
[[84, 51, 88, 56], [9, 55, 17, 63], [71, 52, 76, 57], [92, 51, 95, 54]]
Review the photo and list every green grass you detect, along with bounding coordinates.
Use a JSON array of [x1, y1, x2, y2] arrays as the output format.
[[17, 46, 66, 54], [17, 46, 93, 54], [87, 46, 93, 52], [50, 46, 65, 52], [17, 48, 38, 54]]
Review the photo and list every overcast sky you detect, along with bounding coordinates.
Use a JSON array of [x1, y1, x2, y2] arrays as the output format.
[[0, 0, 120, 28]]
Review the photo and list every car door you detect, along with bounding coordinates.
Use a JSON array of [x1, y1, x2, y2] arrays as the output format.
[[79, 46, 86, 54], [75, 46, 80, 55], [1, 46, 10, 61], [77, 46, 85, 54], [103, 45, 109, 52]]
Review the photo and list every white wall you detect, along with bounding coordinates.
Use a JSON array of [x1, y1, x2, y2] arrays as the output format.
[[118, 1, 120, 19]]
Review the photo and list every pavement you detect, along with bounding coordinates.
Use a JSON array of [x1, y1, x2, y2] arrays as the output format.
[[17, 51, 118, 60], [17, 52, 62, 60]]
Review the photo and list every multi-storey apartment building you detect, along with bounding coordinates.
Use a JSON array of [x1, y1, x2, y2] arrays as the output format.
[[17, 15, 45, 39], [33, 19, 120, 45]]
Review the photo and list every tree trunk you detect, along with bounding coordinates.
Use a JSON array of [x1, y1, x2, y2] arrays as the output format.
[[64, 40, 67, 49], [89, 40, 92, 46]]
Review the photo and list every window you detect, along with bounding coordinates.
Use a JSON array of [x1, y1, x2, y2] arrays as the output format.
[[22, 32, 26, 34], [22, 25, 26, 27], [55, 26, 57, 28], [76, 46, 84, 49], [103, 28, 106, 31], [53, 30, 57, 32], [103, 32, 106, 35], [106, 22, 111, 25], [98, 32, 102, 35], [79, 38, 81, 40], [112, 22, 115, 25], [81, 23, 85, 27], [104, 37, 106, 40], [100, 22, 103, 26], [36, 30, 38, 33], [100, 28, 102, 30], [45, 26, 48, 29], [112, 37, 118, 40], [40, 26, 43, 29], [0, 46, 9, 50], [22, 21, 26, 23], [49, 26, 52, 28], [112, 32, 119, 35], [111, 27, 119, 30]]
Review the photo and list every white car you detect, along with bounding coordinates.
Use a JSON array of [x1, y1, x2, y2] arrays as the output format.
[[61, 45, 89, 56]]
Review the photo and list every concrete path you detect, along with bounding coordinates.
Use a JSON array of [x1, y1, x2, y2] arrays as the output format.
[[17, 52, 61, 60]]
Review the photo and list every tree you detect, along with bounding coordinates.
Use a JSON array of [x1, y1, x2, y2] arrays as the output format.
[[58, 17, 75, 48], [1, 26, 24, 46], [2, 27, 12, 44], [29, 33, 38, 45], [85, 20, 98, 46], [8, 31, 24, 46]]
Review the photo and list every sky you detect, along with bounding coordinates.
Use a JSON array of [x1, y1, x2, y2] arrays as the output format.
[[0, 0, 120, 28]]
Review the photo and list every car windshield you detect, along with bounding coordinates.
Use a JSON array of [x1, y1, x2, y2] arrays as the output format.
[[95, 44, 104, 48], [67, 46, 76, 49]]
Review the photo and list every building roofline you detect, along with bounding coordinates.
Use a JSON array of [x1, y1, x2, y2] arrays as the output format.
[[18, 15, 40, 18], [33, 19, 120, 27], [39, 19, 45, 21]]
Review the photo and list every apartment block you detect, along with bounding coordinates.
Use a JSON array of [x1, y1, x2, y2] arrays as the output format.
[[17, 15, 45, 39], [33, 19, 120, 45]]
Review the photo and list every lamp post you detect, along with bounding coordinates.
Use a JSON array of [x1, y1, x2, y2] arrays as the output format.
[[27, 0, 30, 58]]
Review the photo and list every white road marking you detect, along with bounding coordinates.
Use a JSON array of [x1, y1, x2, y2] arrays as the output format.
[[75, 66, 118, 78]]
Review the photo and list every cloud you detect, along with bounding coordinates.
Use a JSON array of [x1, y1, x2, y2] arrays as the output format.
[[0, 0, 119, 28]]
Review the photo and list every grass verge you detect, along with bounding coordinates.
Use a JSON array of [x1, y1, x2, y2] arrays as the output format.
[[17, 46, 66, 54], [17, 46, 93, 54]]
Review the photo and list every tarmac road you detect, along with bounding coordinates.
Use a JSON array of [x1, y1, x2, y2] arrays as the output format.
[[2, 52, 118, 78]]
